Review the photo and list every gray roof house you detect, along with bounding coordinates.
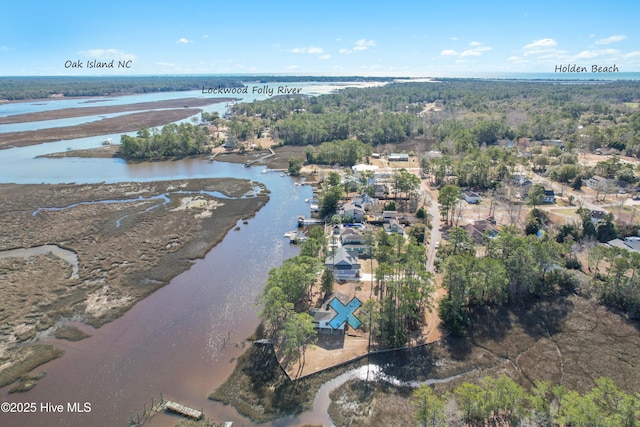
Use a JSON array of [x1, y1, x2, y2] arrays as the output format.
[[463, 190, 481, 204], [309, 292, 351, 334], [340, 228, 369, 256], [325, 247, 361, 280], [341, 202, 365, 222]]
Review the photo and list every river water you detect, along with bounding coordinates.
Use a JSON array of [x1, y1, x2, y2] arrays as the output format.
[[0, 82, 387, 427]]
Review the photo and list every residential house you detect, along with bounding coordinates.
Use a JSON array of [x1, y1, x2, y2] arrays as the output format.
[[351, 164, 379, 176], [340, 228, 369, 256], [463, 190, 481, 204], [607, 236, 640, 253], [463, 219, 498, 244], [584, 175, 628, 193], [388, 153, 409, 162], [383, 218, 405, 235], [590, 210, 608, 223], [513, 173, 532, 186], [382, 210, 398, 223], [374, 184, 390, 198], [351, 194, 376, 211], [513, 174, 533, 200], [341, 202, 365, 222], [543, 189, 556, 204], [585, 175, 608, 190], [326, 247, 361, 280], [309, 292, 351, 334]]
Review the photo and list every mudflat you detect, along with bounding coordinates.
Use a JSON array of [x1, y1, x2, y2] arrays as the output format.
[[0, 97, 235, 149], [0, 97, 234, 124], [0, 178, 268, 390]]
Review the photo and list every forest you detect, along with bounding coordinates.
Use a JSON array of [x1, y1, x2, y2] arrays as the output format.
[[119, 123, 211, 160], [0, 75, 392, 100], [410, 375, 640, 427], [231, 79, 640, 160]]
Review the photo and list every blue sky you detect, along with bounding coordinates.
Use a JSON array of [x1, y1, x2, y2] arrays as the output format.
[[2, 0, 639, 76]]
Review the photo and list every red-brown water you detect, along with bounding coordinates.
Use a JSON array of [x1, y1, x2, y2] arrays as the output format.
[[0, 164, 314, 427]]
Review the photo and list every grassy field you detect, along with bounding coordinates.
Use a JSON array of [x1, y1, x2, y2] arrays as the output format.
[[328, 293, 640, 425]]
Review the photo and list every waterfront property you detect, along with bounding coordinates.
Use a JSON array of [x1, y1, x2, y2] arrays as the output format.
[[309, 293, 352, 335], [325, 247, 360, 280]]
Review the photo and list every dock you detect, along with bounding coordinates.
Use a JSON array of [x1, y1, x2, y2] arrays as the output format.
[[244, 148, 275, 167], [297, 215, 325, 227], [164, 400, 203, 420]]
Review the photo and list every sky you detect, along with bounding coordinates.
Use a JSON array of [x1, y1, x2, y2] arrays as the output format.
[[2, 0, 640, 77]]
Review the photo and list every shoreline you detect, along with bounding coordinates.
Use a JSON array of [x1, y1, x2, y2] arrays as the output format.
[[1, 108, 200, 149], [0, 97, 236, 124], [0, 96, 238, 149], [39, 143, 311, 171], [0, 178, 269, 391]]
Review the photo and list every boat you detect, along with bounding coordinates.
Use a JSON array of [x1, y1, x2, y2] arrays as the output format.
[[261, 168, 268, 174], [289, 231, 306, 244], [102, 138, 112, 146]]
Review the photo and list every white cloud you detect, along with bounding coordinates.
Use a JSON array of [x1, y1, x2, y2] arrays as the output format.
[[450, 36, 458, 41], [507, 56, 528, 64], [0, 45, 9, 51], [625, 51, 640, 58], [176, 38, 193, 44], [441, 43, 491, 58], [524, 38, 557, 49], [354, 39, 375, 51], [80, 49, 136, 61], [440, 49, 459, 57], [287, 65, 300, 70], [595, 35, 627, 45], [575, 49, 619, 59], [291, 46, 324, 54], [340, 39, 375, 54], [319, 54, 331, 60], [460, 49, 481, 57], [522, 38, 565, 59]]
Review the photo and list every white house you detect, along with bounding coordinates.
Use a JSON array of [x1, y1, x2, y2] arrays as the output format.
[[463, 190, 481, 204]]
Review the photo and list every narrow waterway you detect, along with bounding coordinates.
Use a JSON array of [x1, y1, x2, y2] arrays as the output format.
[[0, 245, 79, 280], [0, 163, 313, 427], [0, 83, 387, 427]]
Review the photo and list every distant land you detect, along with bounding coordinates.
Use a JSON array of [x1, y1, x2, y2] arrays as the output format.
[[0, 75, 396, 101], [1, 73, 639, 101]]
